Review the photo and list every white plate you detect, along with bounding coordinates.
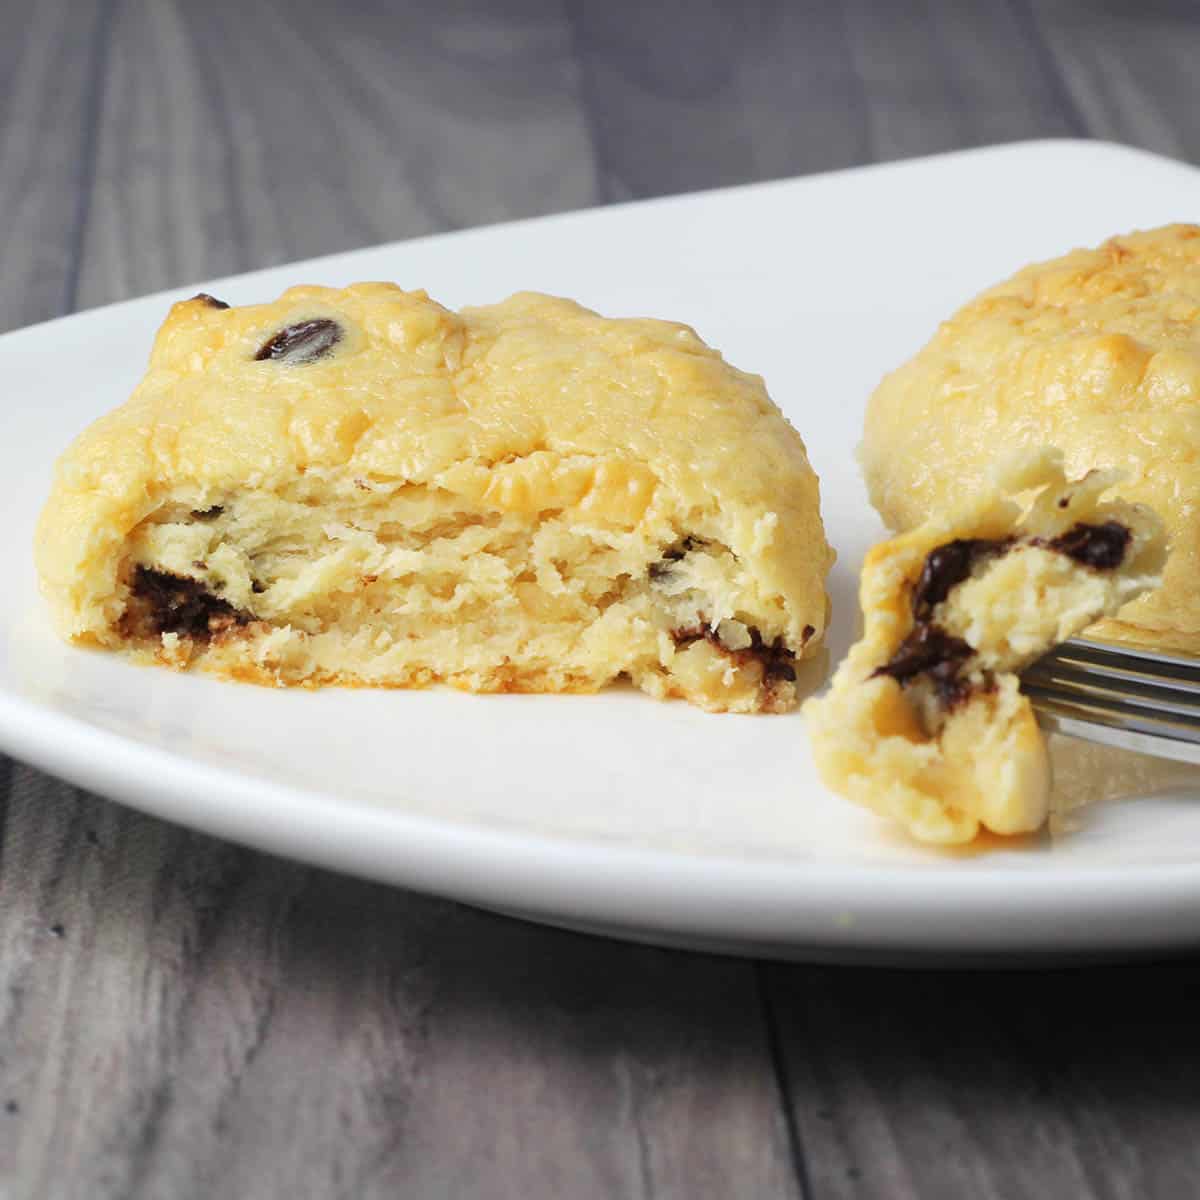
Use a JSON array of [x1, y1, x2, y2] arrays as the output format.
[[6, 139, 1200, 963]]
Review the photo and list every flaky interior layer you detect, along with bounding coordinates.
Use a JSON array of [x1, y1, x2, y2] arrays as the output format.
[[112, 478, 810, 712]]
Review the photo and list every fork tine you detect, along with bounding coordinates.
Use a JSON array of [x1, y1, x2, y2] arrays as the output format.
[[1022, 660, 1200, 720], [1029, 694, 1200, 764], [1056, 638, 1200, 681], [1022, 638, 1200, 763]]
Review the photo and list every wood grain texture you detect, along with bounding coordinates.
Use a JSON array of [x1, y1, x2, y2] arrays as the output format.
[[1029, 0, 1200, 160], [75, 0, 600, 310], [768, 963, 1200, 1200], [0, 0, 115, 330], [3, 0, 1200, 1196], [0, 774, 801, 1200]]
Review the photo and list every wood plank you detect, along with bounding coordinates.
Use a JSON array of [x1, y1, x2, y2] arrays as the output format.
[[0, 0, 115, 332], [563, 0, 1091, 203], [839, 0, 1086, 159], [73, 0, 601, 310], [1023, 0, 1200, 162], [0, 772, 800, 1199], [566, 0, 871, 198], [767, 961, 1200, 1199]]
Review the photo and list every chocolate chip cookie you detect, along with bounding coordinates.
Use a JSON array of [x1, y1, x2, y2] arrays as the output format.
[[36, 284, 833, 712]]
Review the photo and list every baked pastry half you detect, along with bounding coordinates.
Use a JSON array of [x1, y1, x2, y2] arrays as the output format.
[[803, 451, 1165, 843], [862, 223, 1200, 651], [36, 285, 833, 713]]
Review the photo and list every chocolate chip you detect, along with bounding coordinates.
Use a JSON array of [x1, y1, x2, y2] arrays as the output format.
[[741, 628, 795, 682], [671, 622, 797, 684], [764, 657, 796, 683], [802, 624, 816, 644], [912, 537, 1012, 620], [912, 521, 1129, 615], [190, 505, 224, 520], [874, 624, 974, 687], [650, 535, 711, 582], [875, 624, 976, 707], [665, 536, 707, 562], [254, 318, 342, 364], [1046, 520, 1131, 570], [193, 293, 230, 310], [878, 515, 1130, 716], [927, 659, 975, 710], [123, 567, 251, 640], [251, 580, 267, 594], [885, 537, 1012, 711]]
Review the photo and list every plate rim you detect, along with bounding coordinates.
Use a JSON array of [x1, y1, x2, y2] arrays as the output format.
[[5, 678, 1200, 956], [8, 135, 1200, 958]]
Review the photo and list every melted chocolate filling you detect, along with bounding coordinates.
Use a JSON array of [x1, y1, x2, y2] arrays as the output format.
[[126, 567, 251, 640], [1046, 520, 1131, 569], [873, 625, 976, 708], [254, 318, 342, 364], [877, 520, 1131, 710], [672, 623, 797, 683], [193, 292, 230, 310], [911, 537, 1013, 620]]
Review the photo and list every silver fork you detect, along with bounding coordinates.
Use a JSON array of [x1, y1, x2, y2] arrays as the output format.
[[1022, 639, 1200, 764]]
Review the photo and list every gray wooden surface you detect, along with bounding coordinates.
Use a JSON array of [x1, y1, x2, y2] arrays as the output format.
[[3, 1, 1200, 1196]]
